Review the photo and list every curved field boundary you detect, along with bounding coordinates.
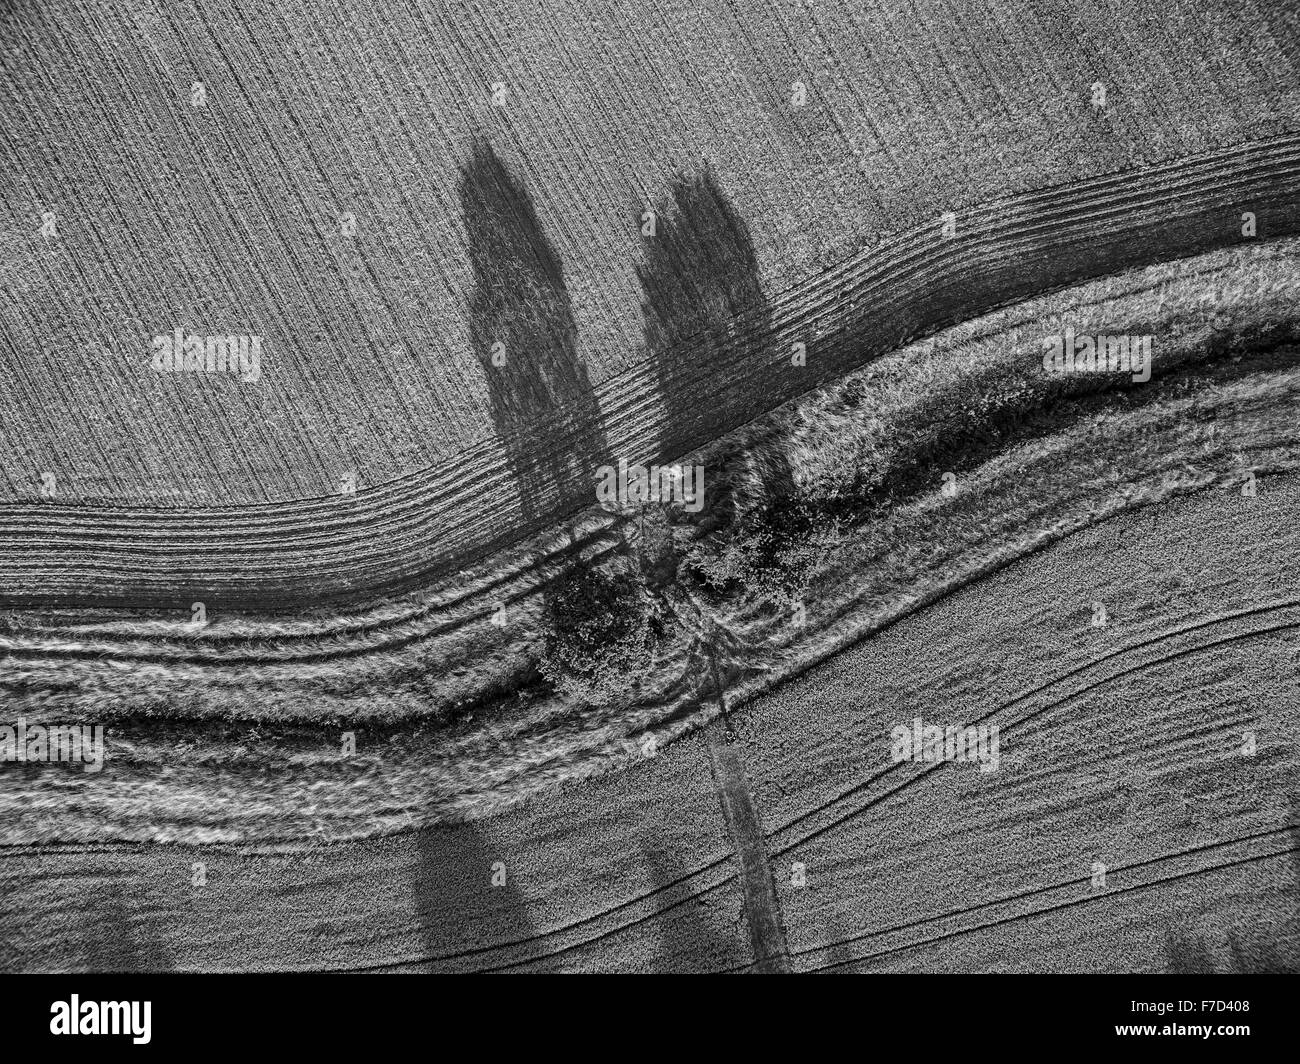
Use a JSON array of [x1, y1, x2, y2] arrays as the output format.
[[3, 374, 1295, 849], [4, 135, 1300, 607]]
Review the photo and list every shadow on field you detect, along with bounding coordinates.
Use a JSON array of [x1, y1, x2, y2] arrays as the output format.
[[1164, 793, 1300, 974], [642, 845, 744, 973], [414, 824, 552, 972], [461, 139, 610, 526], [639, 170, 823, 597], [1163, 928, 1217, 974], [462, 140, 649, 702], [79, 882, 171, 973], [1166, 922, 1296, 974], [638, 169, 795, 510], [819, 914, 860, 973]]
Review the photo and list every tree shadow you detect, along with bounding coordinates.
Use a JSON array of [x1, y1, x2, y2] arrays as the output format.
[[1164, 927, 1216, 974], [1222, 791, 1300, 972], [462, 140, 649, 701], [461, 138, 610, 527], [638, 171, 808, 586], [413, 823, 551, 972], [818, 910, 861, 973], [1226, 930, 1291, 974], [1164, 793, 1300, 974], [1167, 925, 1296, 974], [79, 881, 171, 973], [638, 169, 779, 476], [642, 844, 745, 973]]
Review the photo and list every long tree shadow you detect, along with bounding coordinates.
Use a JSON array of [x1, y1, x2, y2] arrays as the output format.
[[461, 139, 610, 529], [639, 170, 812, 589], [414, 823, 551, 971], [1164, 927, 1217, 974], [1225, 790, 1300, 972], [641, 844, 745, 973], [78, 881, 172, 973], [462, 140, 650, 702], [819, 911, 861, 973], [638, 169, 779, 477]]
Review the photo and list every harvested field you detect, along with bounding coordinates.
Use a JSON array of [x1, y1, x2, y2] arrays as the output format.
[[2, 0, 1299, 509], [2, 0, 1298, 986]]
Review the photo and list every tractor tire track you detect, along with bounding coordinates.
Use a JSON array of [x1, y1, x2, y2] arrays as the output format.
[[768, 603, 1300, 857], [799, 832, 1299, 973]]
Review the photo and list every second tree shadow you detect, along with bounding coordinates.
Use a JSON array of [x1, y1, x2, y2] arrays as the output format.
[[638, 168, 795, 505]]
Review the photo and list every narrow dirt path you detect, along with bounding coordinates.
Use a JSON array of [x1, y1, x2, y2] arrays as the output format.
[[707, 731, 792, 972], [706, 647, 791, 973]]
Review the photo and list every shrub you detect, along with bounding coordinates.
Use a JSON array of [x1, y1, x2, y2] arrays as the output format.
[[687, 494, 835, 601], [538, 562, 651, 703]]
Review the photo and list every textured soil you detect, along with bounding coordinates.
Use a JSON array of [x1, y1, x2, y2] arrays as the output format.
[[3, 479, 1294, 972]]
